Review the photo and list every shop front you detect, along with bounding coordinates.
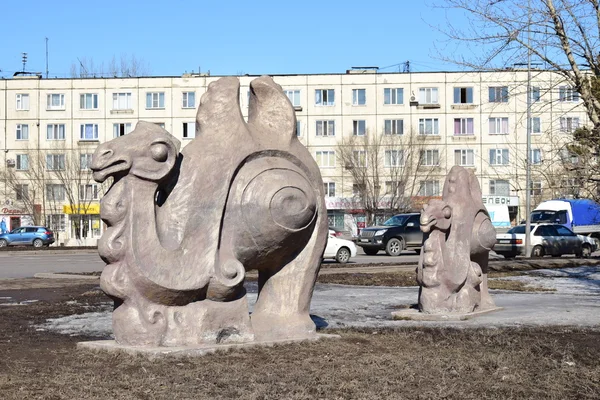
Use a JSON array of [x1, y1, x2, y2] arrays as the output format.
[[0, 205, 35, 233], [63, 204, 103, 246]]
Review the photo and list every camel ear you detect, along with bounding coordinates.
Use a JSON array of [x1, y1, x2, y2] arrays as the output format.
[[131, 138, 179, 182]]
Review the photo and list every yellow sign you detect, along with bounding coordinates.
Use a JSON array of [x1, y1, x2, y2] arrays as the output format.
[[63, 204, 101, 214]]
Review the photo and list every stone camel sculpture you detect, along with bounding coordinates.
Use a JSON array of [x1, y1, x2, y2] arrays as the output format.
[[415, 166, 498, 315], [90, 76, 328, 347]]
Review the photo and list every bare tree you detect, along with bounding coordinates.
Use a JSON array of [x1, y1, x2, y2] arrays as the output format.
[[70, 54, 150, 78], [430, 0, 600, 154], [337, 131, 442, 225], [1, 149, 47, 225]]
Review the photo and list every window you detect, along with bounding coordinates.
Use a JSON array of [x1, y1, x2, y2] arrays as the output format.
[[79, 184, 99, 200], [296, 121, 302, 137], [155, 122, 166, 129], [419, 118, 439, 135], [47, 93, 65, 110], [47, 124, 65, 140], [530, 149, 542, 165], [353, 120, 366, 136], [315, 89, 335, 106], [316, 151, 335, 167], [489, 86, 508, 103], [384, 150, 404, 167], [16, 94, 30, 110], [323, 182, 336, 197], [560, 117, 580, 133], [561, 178, 581, 196], [353, 183, 366, 196], [46, 154, 65, 171], [183, 122, 196, 139], [113, 123, 132, 137], [419, 149, 439, 166], [80, 124, 99, 141], [529, 117, 541, 134], [489, 180, 510, 196], [384, 119, 403, 135], [46, 184, 65, 201], [316, 120, 335, 137], [46, 214, 66, 232], [112, 92, 132, 110], [559, 148, 579, 164], [80, 93, 98, 109], [559, 86, 579, 102], [455, 149, 475, 166], [386, 181, 405, 196], [182, 92, 195, 108], [489, 117, 509, 135], [16, 184, 29, 201], [146, 92, 165, 109], [80, 153, 93, 170], [352, 89, 366, 105], [419, 87, 439, 104], [489, 149, 509, 165], [530, 86, 540, 102], [16, 124, 29, 140], [384, 88, 403, 105], [454, 118, 474, 136], [16, 154, 28, 170], [284, 90, 301, 107], [418, 180, 440, 196], [352, 150, 366, 167], [453, 87, 473, 104], [529, 180, 542, 196]]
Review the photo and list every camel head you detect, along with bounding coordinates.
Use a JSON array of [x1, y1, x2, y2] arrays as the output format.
[[91, 121, 181, 183], [420, 199, 452, 233]]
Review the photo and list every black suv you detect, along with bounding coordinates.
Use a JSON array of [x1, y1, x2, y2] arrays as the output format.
[[357, 213, 423, 256]]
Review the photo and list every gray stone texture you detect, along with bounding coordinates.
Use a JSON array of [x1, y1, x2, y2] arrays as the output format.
[[91, 76, 328, 347], [416, 166, 497, 314]]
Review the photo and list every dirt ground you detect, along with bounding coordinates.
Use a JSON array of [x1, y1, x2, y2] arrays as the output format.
[[0, 282, 599, 399]]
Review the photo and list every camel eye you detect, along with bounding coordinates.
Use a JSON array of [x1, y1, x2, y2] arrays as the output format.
[[443, 206, 452, 219], [150, 142, 168, 162]]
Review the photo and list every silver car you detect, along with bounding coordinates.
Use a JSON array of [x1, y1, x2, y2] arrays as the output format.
[[495, 223, 594, 258]]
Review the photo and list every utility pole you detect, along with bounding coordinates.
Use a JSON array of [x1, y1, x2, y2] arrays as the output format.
[[525, 0, 533, 257]]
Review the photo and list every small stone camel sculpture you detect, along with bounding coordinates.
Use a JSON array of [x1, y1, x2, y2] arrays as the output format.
[[416, 166, 498, 315], [90, 76, 328, 347]]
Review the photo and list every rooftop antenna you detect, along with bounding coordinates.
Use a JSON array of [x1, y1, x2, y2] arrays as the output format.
[[45, 37, 49, 79], [403, 60, 410, 73], [21, 52, 28, 72]]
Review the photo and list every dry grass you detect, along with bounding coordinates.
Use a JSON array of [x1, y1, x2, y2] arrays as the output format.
[[317, 270, 552, 292], [0, 284, 598, 399]]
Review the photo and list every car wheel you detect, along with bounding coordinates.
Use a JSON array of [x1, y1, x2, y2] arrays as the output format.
[[0, 239, 7, 248], [385, 238, 403, 256], [531, 245, 545, 258], [33, 239, 43, 248], [335, 247, 351, 263], [363, 248, 379, 256], [581, 244, 592, 258]]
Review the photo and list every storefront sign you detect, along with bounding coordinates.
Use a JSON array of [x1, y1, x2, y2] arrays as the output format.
[[1, 207, 25, 215], [481, 196, 519, 206], [63, 204, 101, 214]]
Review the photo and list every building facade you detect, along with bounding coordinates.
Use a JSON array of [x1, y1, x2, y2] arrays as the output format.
[[0, 70, 589, 245]]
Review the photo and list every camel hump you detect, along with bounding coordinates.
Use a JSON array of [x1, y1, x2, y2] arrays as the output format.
[[195, 76, 248, 141], [247, 76, 296, 145]]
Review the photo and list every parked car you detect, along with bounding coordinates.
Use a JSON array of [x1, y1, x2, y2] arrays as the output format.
[[328, 226, 354, 241], [323, 230, 357, 263], [494, 223, 595, 258], [357, 213, 423, 256], [0, 226, 55, 248]]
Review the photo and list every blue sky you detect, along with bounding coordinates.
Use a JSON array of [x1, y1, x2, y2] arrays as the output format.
[[1, 0, 467, 78]]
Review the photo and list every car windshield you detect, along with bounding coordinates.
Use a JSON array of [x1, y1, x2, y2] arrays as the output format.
[[507, 226, 526, 234], [531, 210, 557, 223], [382, 215, 409, 226]]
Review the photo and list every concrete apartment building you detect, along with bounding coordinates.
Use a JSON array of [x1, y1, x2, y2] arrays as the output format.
[[0, 69, 588, 245]]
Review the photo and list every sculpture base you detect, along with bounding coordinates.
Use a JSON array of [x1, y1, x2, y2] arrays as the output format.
[[391, 306, 503, 321], [77, 333, 340, 360]]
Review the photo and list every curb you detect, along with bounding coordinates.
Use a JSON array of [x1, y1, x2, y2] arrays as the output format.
[[34, 272, 100, 280]]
